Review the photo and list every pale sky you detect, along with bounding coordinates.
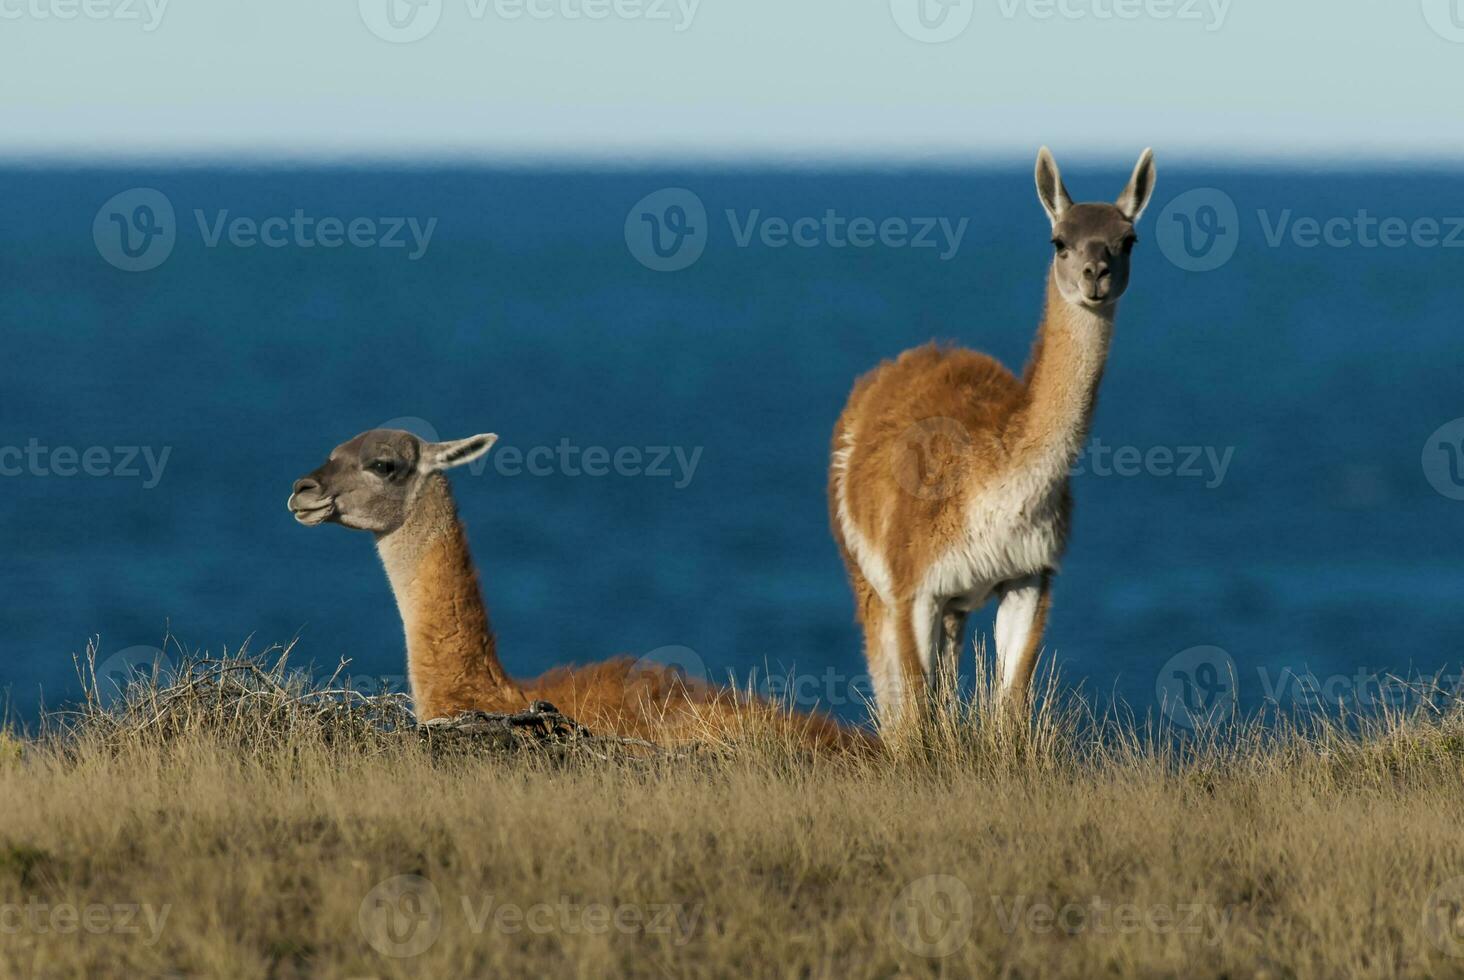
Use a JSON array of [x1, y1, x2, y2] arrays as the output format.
[[2, 0, 1461, 163]]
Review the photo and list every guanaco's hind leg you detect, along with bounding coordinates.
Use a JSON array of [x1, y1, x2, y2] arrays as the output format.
[[840, 557, 905, 730], [858, 595, 940, 732], [994, 572, 1053, 705], [875, 596, 946, 732], [859, 599, 903, 729]]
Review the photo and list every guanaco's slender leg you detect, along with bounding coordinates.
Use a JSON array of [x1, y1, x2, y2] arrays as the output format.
[[994, 571, 1052, 704]]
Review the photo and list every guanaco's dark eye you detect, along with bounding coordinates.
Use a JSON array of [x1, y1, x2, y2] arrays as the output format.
[[1052, 238, 1068, 255], [368, 459, 396, 477], [1121, 235, 1138, 254]]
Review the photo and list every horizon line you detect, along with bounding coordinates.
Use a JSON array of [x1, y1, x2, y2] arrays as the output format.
[[2, 146, 1461, 172]]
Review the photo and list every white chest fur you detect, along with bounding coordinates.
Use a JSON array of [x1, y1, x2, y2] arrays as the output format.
[[920, 470, 1068, 608]]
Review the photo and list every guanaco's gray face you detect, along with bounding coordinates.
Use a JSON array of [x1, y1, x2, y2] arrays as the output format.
[[1036, 147, 1156, 310], [288, 428, 497, 534]]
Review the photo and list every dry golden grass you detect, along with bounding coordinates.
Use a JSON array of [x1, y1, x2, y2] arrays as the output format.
[[5, 648, 1464, 978]]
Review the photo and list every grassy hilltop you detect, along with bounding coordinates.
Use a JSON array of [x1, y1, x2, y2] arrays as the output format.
[[4, 648, 1464, 978]]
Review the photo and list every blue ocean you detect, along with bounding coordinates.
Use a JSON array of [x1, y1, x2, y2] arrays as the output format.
[[4, 165, 1462, 727]]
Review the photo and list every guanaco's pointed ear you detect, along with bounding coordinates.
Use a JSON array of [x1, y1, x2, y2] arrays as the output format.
[[423, 434, 498, 472], [1116, 148, 1156, 223], [1035, 146, 1073, 227]]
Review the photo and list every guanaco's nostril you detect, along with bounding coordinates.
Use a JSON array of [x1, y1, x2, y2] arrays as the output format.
[[293, 477, 320, 496]]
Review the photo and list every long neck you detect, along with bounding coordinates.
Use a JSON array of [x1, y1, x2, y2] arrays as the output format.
[[373, 474, 524, 719], [1011, 271, 1115, 481]]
